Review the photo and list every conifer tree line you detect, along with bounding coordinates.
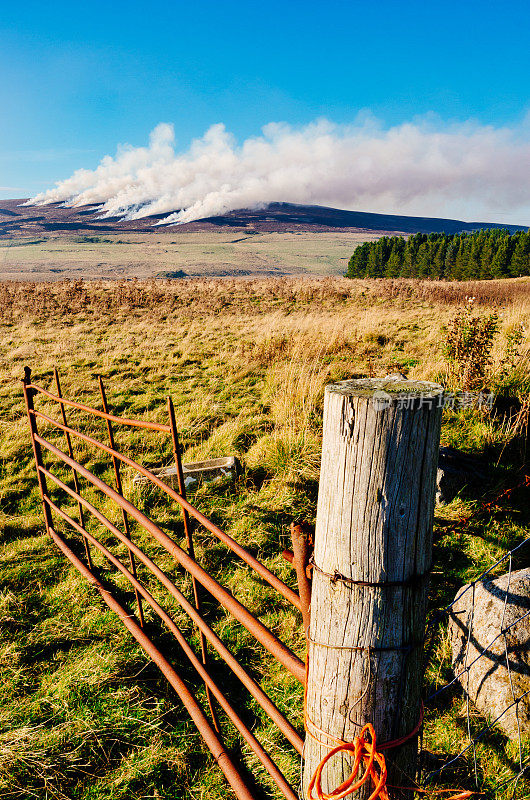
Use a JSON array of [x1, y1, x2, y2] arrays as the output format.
[[346, 229, 530, 280]]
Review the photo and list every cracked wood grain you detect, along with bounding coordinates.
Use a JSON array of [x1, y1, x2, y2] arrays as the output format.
[[303, 379, 443, 799]]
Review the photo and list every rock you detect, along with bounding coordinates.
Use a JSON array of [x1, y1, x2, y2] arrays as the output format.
[[447, 567, 530, 739], [133, 456, 241, 491], [436, 446, 488, 504], [383, 372, 408, 381]]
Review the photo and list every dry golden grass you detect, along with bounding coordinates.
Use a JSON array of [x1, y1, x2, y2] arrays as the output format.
[[1, 275, 529, 322], [0, 275, 529, 799]]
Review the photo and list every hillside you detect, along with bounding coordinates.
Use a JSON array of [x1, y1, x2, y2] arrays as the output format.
[[1, 200, 526, 239], [2, 201, 525, 281]]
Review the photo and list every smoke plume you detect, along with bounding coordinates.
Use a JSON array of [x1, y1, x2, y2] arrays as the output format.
[[28, 115, 530, 225]]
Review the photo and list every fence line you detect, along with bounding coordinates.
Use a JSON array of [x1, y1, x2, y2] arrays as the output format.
[[23, 367, 529, 799], [33, 429, 304, 680], [23, 367, 309, 800], [39, 462, 303, 753], [422, 488, 530, 798], [28, 388, 302, 610]]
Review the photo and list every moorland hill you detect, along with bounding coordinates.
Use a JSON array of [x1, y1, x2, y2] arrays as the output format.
[[1, 200, 525, 239]]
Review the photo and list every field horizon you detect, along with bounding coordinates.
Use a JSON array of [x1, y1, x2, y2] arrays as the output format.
[[1, 200, 527, 282], [0, 230, 379, 281]]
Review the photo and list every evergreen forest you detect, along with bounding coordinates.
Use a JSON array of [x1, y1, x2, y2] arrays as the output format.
[[346, 229, 530, 280]]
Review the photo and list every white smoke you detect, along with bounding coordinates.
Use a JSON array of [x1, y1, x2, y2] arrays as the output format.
[[28, 115, 530, 225]]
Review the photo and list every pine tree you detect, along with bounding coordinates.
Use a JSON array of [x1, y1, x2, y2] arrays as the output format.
[[491, 236, 511, 277], [385, 238, 406, 277], [510, 232, 530, 277]]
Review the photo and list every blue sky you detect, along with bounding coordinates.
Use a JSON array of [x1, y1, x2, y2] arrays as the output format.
[[1, 0, 529, 217]]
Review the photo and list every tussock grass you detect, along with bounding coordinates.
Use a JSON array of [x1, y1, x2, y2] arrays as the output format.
[[0, 277, 528, 798], [1, 275, 530, 322]]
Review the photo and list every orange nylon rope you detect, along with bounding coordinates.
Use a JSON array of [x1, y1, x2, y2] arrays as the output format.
[[305, 719, 389, 800], [304, 659, 474, 800], [305, 713, 473, 799]]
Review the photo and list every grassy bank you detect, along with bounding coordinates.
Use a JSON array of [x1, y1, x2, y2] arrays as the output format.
[[0, 277, 529, 799]]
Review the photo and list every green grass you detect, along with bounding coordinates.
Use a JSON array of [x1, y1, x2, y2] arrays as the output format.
[[0, 278, 528, 799]]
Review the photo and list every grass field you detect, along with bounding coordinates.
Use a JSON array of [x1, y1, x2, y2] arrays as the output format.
[[0, 277, 529, 799], [0, 231, 382, 281]]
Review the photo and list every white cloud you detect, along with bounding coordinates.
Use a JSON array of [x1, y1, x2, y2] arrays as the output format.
[[28, 115, 530, 225]]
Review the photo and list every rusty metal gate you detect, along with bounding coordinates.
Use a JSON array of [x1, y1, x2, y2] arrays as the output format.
[[23, 367, 309, 800]]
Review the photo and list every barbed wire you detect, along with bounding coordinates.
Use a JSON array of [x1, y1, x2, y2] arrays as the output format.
[[421, 479, 530, 798]]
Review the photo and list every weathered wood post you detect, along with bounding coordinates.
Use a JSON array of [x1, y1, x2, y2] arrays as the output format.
[[303, 378, 443, 799]]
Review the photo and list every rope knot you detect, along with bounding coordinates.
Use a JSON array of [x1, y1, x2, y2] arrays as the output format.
[[307, 723, 389, 800]]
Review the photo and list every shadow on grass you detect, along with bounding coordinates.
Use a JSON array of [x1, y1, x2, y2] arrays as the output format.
[[78, 557, 299, 800], [19, 635, 108, 666], [422, 712, 528, 800], [0, 520, 45, 545]]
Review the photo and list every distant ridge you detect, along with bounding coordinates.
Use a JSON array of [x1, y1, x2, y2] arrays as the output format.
[[0, 199, 526, 238], [203, 203, 528, 235]]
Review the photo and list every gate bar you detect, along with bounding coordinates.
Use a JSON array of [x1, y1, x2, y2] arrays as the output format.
[[45, 523, 256, 800], [35, 432, 306, 684], [53, 368, 93, 569], [98, 375, 145, 627], [26, 382, 171, 432], [167, 395, 219, 732], [44, 496, 298, 800], [31, 404, 301, 610], [22, 370, 54, 536], [39, 463, 303, 753]]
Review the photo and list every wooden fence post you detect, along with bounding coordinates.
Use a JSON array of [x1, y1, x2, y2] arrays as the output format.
[[303, 378, 443, 799]]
